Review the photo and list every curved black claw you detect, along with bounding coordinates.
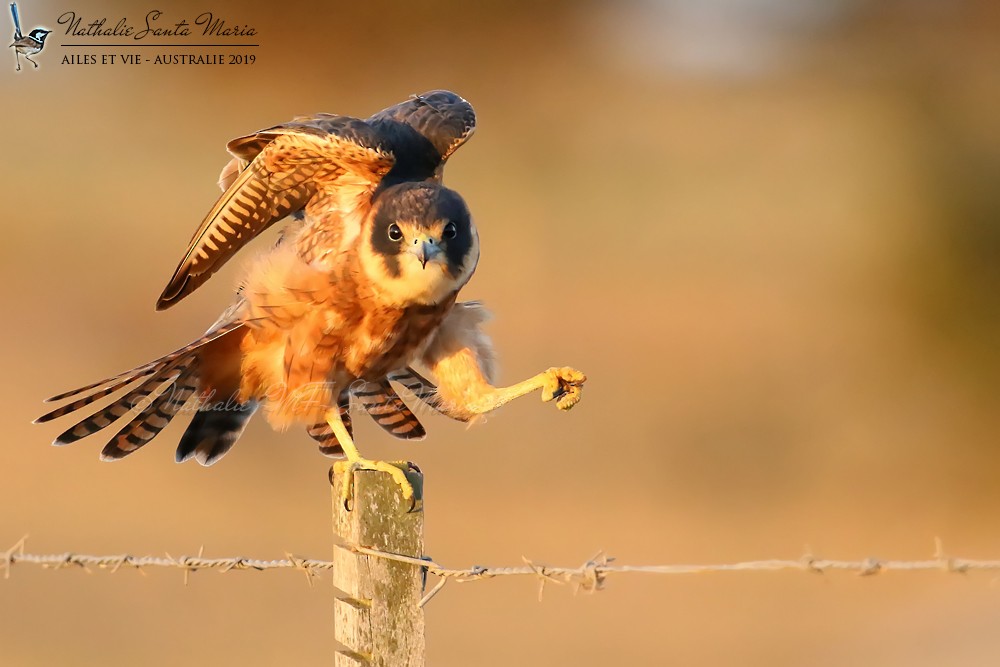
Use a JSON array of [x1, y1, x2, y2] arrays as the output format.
[[405, 461, 422, 513]]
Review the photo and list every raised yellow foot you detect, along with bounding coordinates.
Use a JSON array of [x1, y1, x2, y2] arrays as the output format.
[[540, 367, 587, 411]]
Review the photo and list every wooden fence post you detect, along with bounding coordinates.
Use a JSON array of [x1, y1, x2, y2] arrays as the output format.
[[331, 468, 426, 667]]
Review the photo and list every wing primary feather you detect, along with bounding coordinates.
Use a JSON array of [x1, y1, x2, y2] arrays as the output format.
[[158, 163, 291, 309], [217, 157, 248, 192]]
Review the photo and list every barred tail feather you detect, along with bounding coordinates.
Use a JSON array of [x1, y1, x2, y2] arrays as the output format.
[[175, 400, 258, 466], [37, 321, 245, 460], [49, 358, 193, 445], [43, 360, 163, 405], [100, 362, 199, 461], [38, 367, 168, 427], [42, 321, 243, 405]]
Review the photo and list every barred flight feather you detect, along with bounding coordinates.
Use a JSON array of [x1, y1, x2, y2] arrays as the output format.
[[352, 379, 426, 440], [306, 389, 351, 457], [388, 367, 472, 423], [157, 161, 315, 309]]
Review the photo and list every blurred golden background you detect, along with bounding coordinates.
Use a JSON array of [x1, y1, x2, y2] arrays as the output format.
[[2, 0, 1000, 664]]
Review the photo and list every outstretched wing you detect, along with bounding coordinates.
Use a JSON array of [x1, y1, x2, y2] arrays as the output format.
[[159, 91, 475, 309], [217, 91, 475, 190], [156, 115, 394, 310]]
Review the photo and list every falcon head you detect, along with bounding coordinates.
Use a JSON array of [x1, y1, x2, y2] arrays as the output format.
[[362, 182, 479, 306]]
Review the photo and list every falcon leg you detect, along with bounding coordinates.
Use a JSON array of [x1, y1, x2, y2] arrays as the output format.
[[326, 406, 417, 511], [465, 366, 586, 415], [421, 304, 587, 419]]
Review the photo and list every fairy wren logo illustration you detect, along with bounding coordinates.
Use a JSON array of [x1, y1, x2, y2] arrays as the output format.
[[9, 2, 50, 71]]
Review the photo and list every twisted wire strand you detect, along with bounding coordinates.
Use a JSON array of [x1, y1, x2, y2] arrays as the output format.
[[4, 537, 998, 594]]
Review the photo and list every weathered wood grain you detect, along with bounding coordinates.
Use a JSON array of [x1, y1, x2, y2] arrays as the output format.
[[332, 468, 425, 666]]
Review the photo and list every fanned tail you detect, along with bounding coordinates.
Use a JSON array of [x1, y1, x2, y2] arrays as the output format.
[[47, 358, 194, 445], [41, 321, 242, 404], [38, 366, 171, 425], [37, 322, 245, 461], [100, 359, 200, 460]]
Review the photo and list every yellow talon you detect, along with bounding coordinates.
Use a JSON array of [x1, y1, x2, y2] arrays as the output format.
[[541, 366, 587, 411], [327, 404, 418, 511], [333, 458, 417, 511]]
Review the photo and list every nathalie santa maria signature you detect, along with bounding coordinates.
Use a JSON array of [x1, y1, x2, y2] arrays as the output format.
[[58, 10, 257, 39]]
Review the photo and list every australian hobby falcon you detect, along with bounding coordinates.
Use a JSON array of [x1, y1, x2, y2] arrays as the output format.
[[37, 90, 587, 507]]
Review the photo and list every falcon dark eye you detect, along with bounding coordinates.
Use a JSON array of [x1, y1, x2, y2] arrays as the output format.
[[442, 222, 458, 239], [387, 224, 403, 242]]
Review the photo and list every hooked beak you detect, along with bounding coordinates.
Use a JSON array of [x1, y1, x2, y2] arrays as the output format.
[[409, 234, 443, 269]]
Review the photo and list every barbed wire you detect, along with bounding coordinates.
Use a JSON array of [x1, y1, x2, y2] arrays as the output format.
[[4, 536, 999, 600]]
